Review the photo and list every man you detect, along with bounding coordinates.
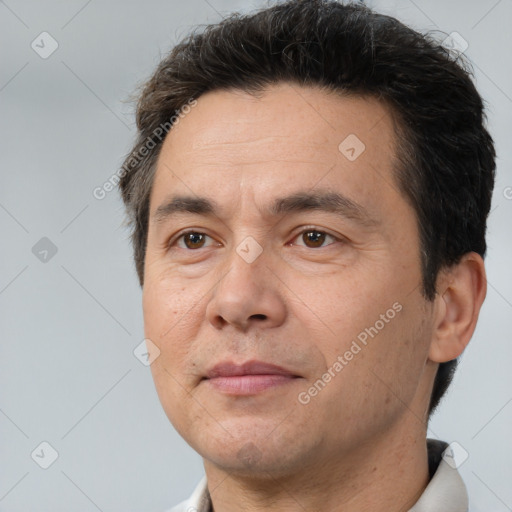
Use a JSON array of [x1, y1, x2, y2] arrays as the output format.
[[118, 1, 495, 510]]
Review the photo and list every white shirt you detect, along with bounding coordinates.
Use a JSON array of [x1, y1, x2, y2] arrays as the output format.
[[167, 440, 468, 512]]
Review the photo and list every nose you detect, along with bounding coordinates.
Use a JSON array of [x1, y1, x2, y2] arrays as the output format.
[[205, 243, 287, 332]]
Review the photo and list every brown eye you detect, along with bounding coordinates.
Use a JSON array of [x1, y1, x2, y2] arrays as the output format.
[[302, 230, 326, 248], [180, 232, 207, 249], [293, 229, 337, 248]]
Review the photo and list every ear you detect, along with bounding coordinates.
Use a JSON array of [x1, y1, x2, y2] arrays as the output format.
[[429, 252, 487, 363]]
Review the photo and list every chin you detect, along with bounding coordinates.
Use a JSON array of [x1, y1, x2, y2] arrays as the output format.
[[203, 443, 304, 478], [192, 418, 321, 478]]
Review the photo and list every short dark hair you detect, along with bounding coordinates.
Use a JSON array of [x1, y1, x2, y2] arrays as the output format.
[[118, 0, 496, 418]]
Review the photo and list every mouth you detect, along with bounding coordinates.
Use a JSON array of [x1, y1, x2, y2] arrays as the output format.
[[203, 360, 301, 395]]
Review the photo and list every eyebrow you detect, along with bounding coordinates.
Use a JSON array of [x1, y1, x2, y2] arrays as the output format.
[[152, 190, 380, 228]]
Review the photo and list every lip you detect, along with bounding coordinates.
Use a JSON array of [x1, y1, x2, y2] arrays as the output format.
[[204, 360, 300, 395], [206, 360, 298, 378]]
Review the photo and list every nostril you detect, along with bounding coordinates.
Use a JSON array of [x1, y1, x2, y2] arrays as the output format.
[[250, 314, 267, 321]]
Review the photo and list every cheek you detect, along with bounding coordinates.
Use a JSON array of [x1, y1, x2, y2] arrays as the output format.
[[143, 268, 198, 327], [143, 277, 204, 428], [307, 276, 391, 357], [142, 274, 204, 367], [310, 302, 431, 441], [311, 272, 428, 387], [362, 301, 432, 407]]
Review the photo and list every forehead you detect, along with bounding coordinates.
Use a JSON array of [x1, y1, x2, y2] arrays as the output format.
[[150, 83, 400, 217]]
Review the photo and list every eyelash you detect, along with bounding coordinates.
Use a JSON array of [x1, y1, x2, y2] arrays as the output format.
[[169, 227, 341, 250]]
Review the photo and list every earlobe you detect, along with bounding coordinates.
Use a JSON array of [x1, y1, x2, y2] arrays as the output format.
[[428, 252, 487, 363]]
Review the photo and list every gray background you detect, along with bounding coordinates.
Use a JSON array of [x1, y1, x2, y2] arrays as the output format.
[[1, 0, 511, 510]]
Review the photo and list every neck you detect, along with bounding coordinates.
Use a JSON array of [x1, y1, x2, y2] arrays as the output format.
[[203, 419, 430, 512]]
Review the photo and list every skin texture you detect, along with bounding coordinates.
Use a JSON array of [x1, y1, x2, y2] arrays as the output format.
[[142, 83, 487, 511]]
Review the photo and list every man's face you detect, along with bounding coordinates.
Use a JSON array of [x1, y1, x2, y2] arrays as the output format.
[[143, 84, 435, 476]]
